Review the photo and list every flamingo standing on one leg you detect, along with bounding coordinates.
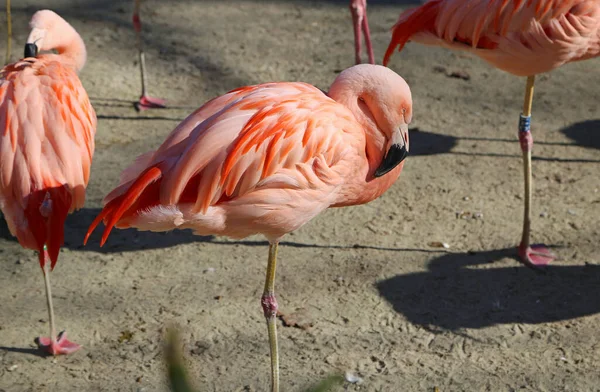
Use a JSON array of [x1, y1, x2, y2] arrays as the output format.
[[85, 63, 412, 391], [350, 0, 375, 64], [132, 0, 166, 111], [383, 0, 600, 268], [0, 10, 97, 354]]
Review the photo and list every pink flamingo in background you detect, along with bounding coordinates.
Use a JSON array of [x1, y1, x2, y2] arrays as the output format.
[[132, 0, 166, 110], [0, 10, 97, 355], [85, 64, 412, 391], [350, 0, 375, 64], [384, 0, 600, 267]]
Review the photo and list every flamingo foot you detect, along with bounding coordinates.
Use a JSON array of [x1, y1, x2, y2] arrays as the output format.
[[518, 243, 555, 268], [35, 330, 81, 356], [135, 95, 166, 111]]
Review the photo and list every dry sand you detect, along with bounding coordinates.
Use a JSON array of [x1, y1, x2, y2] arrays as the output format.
[[0, 1, 599, 391]]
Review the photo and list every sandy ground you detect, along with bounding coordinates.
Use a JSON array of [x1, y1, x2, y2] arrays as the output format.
[[1, 1, 599, 391]]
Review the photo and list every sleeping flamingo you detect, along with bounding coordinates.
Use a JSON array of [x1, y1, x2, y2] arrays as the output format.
[[383, 0, 600, 267], [0, 10, 96, 354], [85, 64, 412, 391], [350, 0, 375, 64], [132, 0, 166, 110]]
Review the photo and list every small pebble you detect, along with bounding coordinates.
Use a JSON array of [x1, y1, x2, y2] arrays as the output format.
[[540, 211, 548, 218], [203, 268, 215, 273], [567, 209, 576, 216], [345, 372, 363, 384], [6, 364, 18, 372]]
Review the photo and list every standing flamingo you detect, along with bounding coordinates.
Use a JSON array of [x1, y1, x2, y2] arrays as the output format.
[[383, 0, 600, 267], [0, 10, 97, 354], [85, 64, 412, 391], [350, 0, 375, 64], [132, 0, 166, 110]]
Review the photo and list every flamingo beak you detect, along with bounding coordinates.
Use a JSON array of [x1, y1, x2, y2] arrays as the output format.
[[24, 43, 38, 58], [374, 123, 409, 178], [25, 27, 45, 58]]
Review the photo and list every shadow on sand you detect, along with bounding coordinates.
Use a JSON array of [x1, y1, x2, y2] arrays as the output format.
[[377, 247, 600, 330], [560, 119, 600, 151]]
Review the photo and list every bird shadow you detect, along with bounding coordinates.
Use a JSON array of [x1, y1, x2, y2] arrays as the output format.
[[0, 208, 206, 253], [560, 119, 600, 150], [0, 208, 444, 255], [0, 346, 48, 358], [409, 127, 457, 156], [376, 247, 600, 330], [410, 126, 600, 162]]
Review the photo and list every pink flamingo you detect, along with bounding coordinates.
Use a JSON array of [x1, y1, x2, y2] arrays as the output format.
[[132, 0, 166, 110], [85, 64, 412, 391], [0, 10, 97, 355], [350, 0, 375, 64], [383, 0, 600, 267]]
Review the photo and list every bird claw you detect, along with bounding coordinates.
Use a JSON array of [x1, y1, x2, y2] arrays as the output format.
[[134, 95, 167, 111], [518, 243, 555, 269], [35, 330, 81, 356]]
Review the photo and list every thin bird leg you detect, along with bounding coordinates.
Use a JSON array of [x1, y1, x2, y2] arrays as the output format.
[[261, 243, 280, 392], [35, 245, 81, 355], [5, 0, 11, 64], [132, 0, 166, 111], [43, 254, 57, 343], [517, 75, 555, 268], [350, 0, 365, 64], [361, 1, 375, 64]]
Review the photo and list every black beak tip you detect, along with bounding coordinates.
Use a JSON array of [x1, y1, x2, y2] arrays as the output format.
[[374, 143, 408, 178], [24, 43, 38, 59]]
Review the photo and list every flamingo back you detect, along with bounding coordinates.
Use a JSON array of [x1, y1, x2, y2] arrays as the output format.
[[0, 56, 96, 267], [88, 83, 362, 245], [384, 0, 600, 75]]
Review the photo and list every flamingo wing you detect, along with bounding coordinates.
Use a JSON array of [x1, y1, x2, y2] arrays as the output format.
[[88, 82, 359, 245], [384, 0, 600, 75], [0, 57, 96, 265]]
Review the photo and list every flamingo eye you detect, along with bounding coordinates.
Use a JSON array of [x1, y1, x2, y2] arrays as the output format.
[[358, 97, 365, 103]]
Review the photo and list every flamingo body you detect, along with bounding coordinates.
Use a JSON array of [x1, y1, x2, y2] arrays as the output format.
[[87, 66, 411, 244], [384, 0, 600, 75], [86, 64, 412, 391], [383, 0, 600, 268], [0, 57, 96, 265], [0, 10, 96, 355]]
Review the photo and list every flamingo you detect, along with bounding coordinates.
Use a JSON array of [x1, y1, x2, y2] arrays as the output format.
[[350, 0, 375, 64], [383, 0, 600, 267], [85, 64, 412, 391], [132, 0, 166, 111], [0, 10, 97, 355]]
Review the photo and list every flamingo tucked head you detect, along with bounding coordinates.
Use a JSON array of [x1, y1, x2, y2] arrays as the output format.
[[329, 64, 412, 178], [24, 10, 87, 72]]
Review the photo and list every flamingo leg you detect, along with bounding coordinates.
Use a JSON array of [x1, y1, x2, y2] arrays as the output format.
[[361, 2, 375, 64], [517, 75, 555, 268], [5, 0, 11, 64], [261, 242, 280, 392], [35, 246, 81, 355], [133, 0, 166, 111], [350, 0, 374, 64]]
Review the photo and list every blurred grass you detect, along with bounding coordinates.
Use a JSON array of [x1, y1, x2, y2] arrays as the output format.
[[164, 327, 344, 392]]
